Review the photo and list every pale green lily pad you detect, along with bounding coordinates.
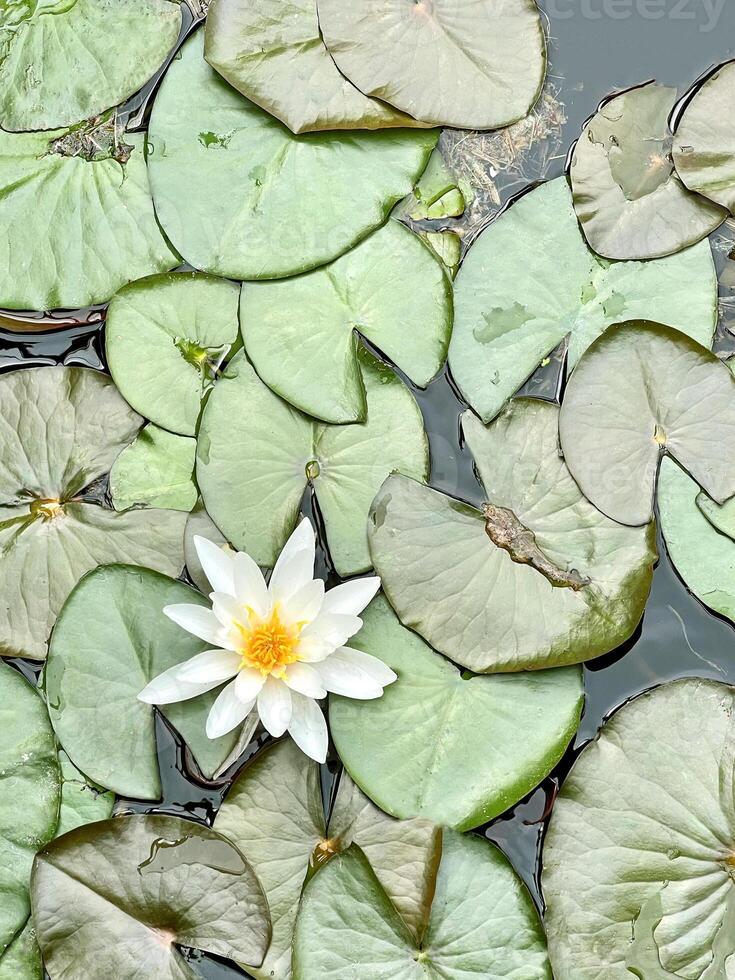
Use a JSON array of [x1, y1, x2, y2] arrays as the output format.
[[570, 83, 725, 260], [293, 830, 552, 979], [0, 125, 177, 310], [559, 321, 735, 527], [402, 148, 465, 221], [56, 752, 115, 838], [448, 178, 718, 423], [0, 921, 41, 980], [317, 0, 547, 131], [369, 399, 655, 672], [204, 0, 422, 134], [106, 272, 241, 437], [109, 425, 197, 513], [0, 0, 181, 132], [46, 565, 250, 799], [184, 499, 233, 595], [214, 738, 440, 980], [0, 367, 186, 660], [697, 490, 735, 540], [0, 664, 60, 972], [674, 63, 735, 213], [422, 231, 461, 277], [241, 220, 452, 423], [31, 814, 271, 980], [147, 31, 438, 280], [658, 457, 735, 623], [543, 678, 735, 980], [331, 596, 583, 829], [197, 350, 428, 575]]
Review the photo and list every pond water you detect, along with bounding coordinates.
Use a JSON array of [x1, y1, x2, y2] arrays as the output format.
[[4, 2, 735, 977]]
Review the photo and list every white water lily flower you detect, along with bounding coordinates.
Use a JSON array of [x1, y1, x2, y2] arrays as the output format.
[[138, 518, 395, 763]]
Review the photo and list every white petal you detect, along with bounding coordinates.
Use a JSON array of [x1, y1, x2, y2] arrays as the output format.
[[177, 649, 242, 684], [268, 518, 315, 603], [288, 693, 328, 763], [233, 552, 271, 618], [316, 647, 396, 700], [295, 635, 337, 663], [337, 646, 398, 687], [138, 662, 224, 705], [284, 662, 327, 699], [211, 592, 244, 629], [194, 535, 235, 596], [257, 676, 293, 737], [282, 578, 324, 627], [163, 604, 228, 647], [321, 577, 381, 617], [234, 667, 267, 702], [206, 680, 255, 739], [301, 611, 363, 648]]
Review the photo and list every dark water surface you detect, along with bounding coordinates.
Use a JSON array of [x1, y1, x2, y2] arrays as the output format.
[[5, 3, 735, 977]]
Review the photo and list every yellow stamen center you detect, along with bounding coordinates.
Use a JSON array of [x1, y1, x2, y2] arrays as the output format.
[[237, 607, 300, 678]]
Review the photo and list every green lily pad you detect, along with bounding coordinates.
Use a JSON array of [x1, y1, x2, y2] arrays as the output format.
[[46, 564, 251, 799], [56, 752, 115, 838], [0, 124, 177, 310], [570, 83, 726, 260], [204, 0, 423, 134], [106, 272, 241, 437], [184, 498, 233, 595], [674, 63, 735, 213], [448, 178, 718, 423], [110, 425, 197, 513], [369, 399, 655, 672], [0, 0, 181, 133], [543, 678, 735, 980], [31, 814, 271, 979], [331, 596, 584, 829], [317, 0, 547, 131], [293, 830, 552, 979], [147, 31, 438, 281], [214, 738, 440, 980], [197, 349, 428, 575], [241, 220, 452, 423], [0, 664, 60, 971], [697, 490, 735, 539], [658, 457, 735, 623], [402, 148, 466, 221], [422, 231, 462, 277], [0, 921, 41, 980], [0, 367, 186, 660], [559, 321, 735, 527]]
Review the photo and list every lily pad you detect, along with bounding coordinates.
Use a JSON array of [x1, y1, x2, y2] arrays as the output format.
[[214, 738, 440, 979], [56, 751, 115, 838], [0, 0, 181, 132], [448, 177, 718, 423], [204, 0, 423, 134], [317, 0, 547, 131], [46, 564, 251, 799], [0, 367, 186, 660], [0, 664, 60, 971], [241, 220, 452, 423], [184, 499, 233, 595], [570, 83, 726, 260], [197, 349, 428, 575], [543, 678, 735, 980], [559, 321, 735, 527], [674, 63, 735, 213], [0, 124, 177, 311], [697, 490, 735, 539], [369, 399, 655, 671], [106, 272, 241, 437], [147, 31, 438, 280], [401, 148, 466, 221], [109, 425, 197, 513], [293, 831, 552, 979], [658, 457, 735, 623], [331, 596, 584, 829], [31, 814, 271, 979]]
